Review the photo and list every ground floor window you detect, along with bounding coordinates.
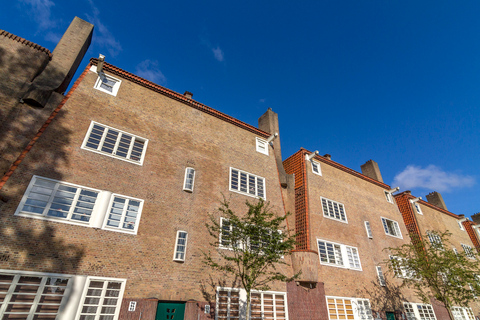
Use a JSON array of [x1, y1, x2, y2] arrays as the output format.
[[216, 288, 288, 320], [403, 303, 436, 320], [451, 306, 475, 320], [326, 296, 373, 320], [0, 269, 126, 320]]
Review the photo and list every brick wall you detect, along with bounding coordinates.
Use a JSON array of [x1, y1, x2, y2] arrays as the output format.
[[286, 281, 328, 320]]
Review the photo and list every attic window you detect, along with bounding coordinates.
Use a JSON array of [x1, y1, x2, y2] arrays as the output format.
[[94, 73, 121, 96], [256, 138, 268, 155]]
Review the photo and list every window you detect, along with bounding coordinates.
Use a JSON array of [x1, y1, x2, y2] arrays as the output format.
[[311, 160, 322, 176], [16, 176, 144, 235], [413, 202, 423, 215], [317, 239, 362, 270], [321, 197, 347, 223], [0, 269, 126, 320], [219, 218, 239, 249], [404, 303, 436, 320], [230, 168, 265, 199], [76, 278, 126, 320], [82, 121, 148, 165], [128, 301, 137, 312], [255, 138, 268, 155], [384, 191, 394, 203], [183, 167, 195, 192], [426, 232, 443, 249], [376, 266, 386, 286], [461, 244, 476, 259], [458, 221, 465, 231], [381, 217, 402, 238], [216, 288, 288, 320], [390, 256, 415, 279], [364, 221, 373, 239], [453, 247, 459, 255], [451, 307, 475, 320], [173, 230, 188, 261], [326, 297, 373, 320], [94, 72, 121, 96]]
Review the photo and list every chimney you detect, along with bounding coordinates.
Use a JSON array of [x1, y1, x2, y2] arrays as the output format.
[[425, 191, 448, 211], [184, 91, 193, 99], [471, 213, 480, 225], [360, 160, 384, 183], [324, 154, 331, 160]]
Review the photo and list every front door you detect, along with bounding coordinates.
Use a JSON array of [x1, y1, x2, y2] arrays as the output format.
[[386, 312, 396, 320], [155, 302, 185, 320]]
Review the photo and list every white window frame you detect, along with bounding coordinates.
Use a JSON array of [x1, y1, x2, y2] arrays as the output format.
[[364, 221, 373, 239], [384, 191, 394, 203], [412, 202, 423, 215], [317, 239, 362, 271], [81, 121, 149, 165], [93, 69, 122, 96], [321, 197, 347, 223], [452, 307, 475, 320], [255, 138, 269, 155], [461, 244, 476, 259], [426, 232, 443, 249], [0, 269, 126, 320], [311, 160, 322, 176], [173, 230, 188, 262], [216, 287, 288, 320], [390, 256, 416, 279], [325, 296, 373, 320], [128, 301, 137, 312], [102, 194, 144, 234], [458, 221, 465, 231], [229, 168, 266, 199], [381, 217, 403, 239], [75, 277, 126, 320], [15, 176, 144, 235], [403, 302, 437, 320], [376, 266, 386, 286], [183, 167, 196, 192]]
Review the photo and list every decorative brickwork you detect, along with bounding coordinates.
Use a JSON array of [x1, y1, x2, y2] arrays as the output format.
[[394, 193, 423, 243], [464, 220, 480, 252]]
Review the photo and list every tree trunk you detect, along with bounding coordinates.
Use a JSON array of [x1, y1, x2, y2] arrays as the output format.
[[246, 290, 251, 320], [446, 307, 454, 320]]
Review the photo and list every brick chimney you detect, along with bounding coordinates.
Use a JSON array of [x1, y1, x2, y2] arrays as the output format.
[[425, 191, 448, 211], [471, 213, 480, 225], [360, 160, 383, 183]]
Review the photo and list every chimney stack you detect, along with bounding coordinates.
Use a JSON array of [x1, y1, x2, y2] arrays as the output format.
[[324, 154, 331, 160], [471, 213, 480, 225], [425, 191, 448, 211], [184, 91, 193, 99], [360, 160, 383, 183]]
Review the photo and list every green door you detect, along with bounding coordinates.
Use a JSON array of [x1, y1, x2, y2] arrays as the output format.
[[386, 312, 396, 320], [156, 302, 185, 320]]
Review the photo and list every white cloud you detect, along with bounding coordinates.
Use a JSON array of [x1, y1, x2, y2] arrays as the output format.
[[259, 98, 266, 103], [135, 60, 166, 84], [44, 31, 61, 43], [86, 0, 122, 57], [392, 165, 475, 192], [20, 0, 56, 31], [212, 46, 224, 62]]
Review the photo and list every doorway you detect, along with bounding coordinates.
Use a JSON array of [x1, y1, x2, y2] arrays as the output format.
[[386, 311, 396, 320], [155, 302, 185, 320]]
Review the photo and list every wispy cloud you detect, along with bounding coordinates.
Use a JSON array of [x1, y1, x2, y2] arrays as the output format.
[[20, 0, 58, 40], [212, 46, 224, 62], [135, 60, 166, 84], [392, 165, 475, 192], [86, 0, 122, 58], [259, 98, 266, 103]]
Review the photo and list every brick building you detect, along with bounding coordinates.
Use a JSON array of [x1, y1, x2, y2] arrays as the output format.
[[394, 191, 480, 319], [1, 17, 480, 320]]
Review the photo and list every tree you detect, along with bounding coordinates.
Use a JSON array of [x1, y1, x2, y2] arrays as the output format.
[[386, 231, 480, 320], [203, 198, 298, 320]]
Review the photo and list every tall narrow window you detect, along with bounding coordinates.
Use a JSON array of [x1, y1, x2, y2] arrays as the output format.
[[311, 160, 322, 175], [364, 221, 373, 238], [173, 231, 188, 262], [82, 121, 148, 165], [183, 167, 195, 192], [255, 138, 268, 155], [458, 221, 465, 231], [413, 202, 423, 215], [376, 266, 386, 286], [384, 191, 393, 203]]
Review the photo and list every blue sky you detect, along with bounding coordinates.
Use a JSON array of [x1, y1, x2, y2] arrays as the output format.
[[2, 0, 479, 217]]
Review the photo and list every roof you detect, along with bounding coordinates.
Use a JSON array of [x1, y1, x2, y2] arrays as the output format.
[[394, 191, 463, 220], [284, 148, 392, 189], [0, 30, 52, 58], [90, 58, 270, 138]]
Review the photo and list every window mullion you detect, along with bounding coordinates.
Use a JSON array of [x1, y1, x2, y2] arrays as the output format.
[[26, 277, 48, 320], [67, 188, 82, 220], [112, 133, 122, 156], [98, 127, 109, 151], [120, 198, 129, 230], [0, 274, 18, 317], [43, 183, 61, 216], [126, 138, 135, 160], [96, 281, 108, 320]]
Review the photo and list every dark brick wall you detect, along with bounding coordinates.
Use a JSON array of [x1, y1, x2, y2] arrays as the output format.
[[286, 281, 328, 320], [118, 298, 157, 320]]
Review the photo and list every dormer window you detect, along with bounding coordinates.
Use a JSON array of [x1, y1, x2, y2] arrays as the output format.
[[311, 160, 322, 176]]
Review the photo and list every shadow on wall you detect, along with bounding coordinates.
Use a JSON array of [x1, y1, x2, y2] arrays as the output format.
[[0, 103, 84, 274]]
